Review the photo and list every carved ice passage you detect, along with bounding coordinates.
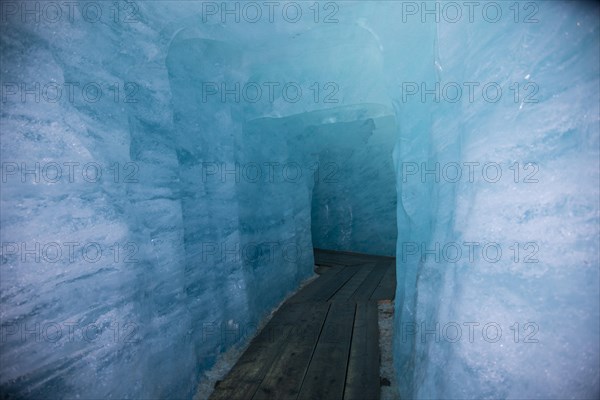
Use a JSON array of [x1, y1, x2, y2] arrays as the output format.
[[0, 1, 598, 399]]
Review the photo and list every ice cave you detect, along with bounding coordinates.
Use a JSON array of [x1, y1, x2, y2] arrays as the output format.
[[0, 1, 599, 399]]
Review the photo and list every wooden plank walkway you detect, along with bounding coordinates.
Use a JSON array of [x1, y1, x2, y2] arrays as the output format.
[[210, 248, 396, 400]]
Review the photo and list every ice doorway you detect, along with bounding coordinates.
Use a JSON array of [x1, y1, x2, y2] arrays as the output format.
[[245, 104, 398, 258]]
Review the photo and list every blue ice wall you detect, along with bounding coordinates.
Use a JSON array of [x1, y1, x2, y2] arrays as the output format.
[[0, 2, 397, 398], [390, 1, 599, 399], [0, 4, 317, 398]]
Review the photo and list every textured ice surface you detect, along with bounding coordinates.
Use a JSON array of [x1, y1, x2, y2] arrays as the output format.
[[0, 2, 396, 398], [0, 1, 598, 399], [391, 2, 600, 399]]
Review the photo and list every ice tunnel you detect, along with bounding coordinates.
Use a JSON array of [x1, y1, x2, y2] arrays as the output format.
[[0, 1, 598, 399]]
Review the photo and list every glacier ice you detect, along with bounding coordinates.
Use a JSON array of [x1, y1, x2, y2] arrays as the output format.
[[391, 2, 600, 399], [0, 3, 396, 398], [0, 1, 598, 399]]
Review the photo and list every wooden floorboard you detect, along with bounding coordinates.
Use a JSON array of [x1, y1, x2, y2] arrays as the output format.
[[351, 262, 389, 301], [344, 302, 380, 400], [211, 303, 312, 400], [370, 261, 396, 301], [287, 265, 346, 303], [210, 249, 396, 400], [252, 302, 330, 400], [315, 248, 395, 263], [329, 263, 375, 302], [290, 266, 359, 303], [296, 302, 356, 400]]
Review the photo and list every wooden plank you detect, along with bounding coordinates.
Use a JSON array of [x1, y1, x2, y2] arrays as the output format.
[[314, 249, 338, 266], [370, 261, 396, 301], [252, 302, 330, 400], [344, 302, 380, 400], [311, 267, 360, 302], [212, 250, 395, 400], [290, 266, 359, 303], [329, 263, 375, 302], [351, 262, 389, 301], [210, 302, 314, 400], [314, 248, 394, 264], [297, 302, 356, 400], [287, 265, 346, 302], [314, 252, 363, 267], [314, 248, 369, 265], [315, 259, 356, 267]]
